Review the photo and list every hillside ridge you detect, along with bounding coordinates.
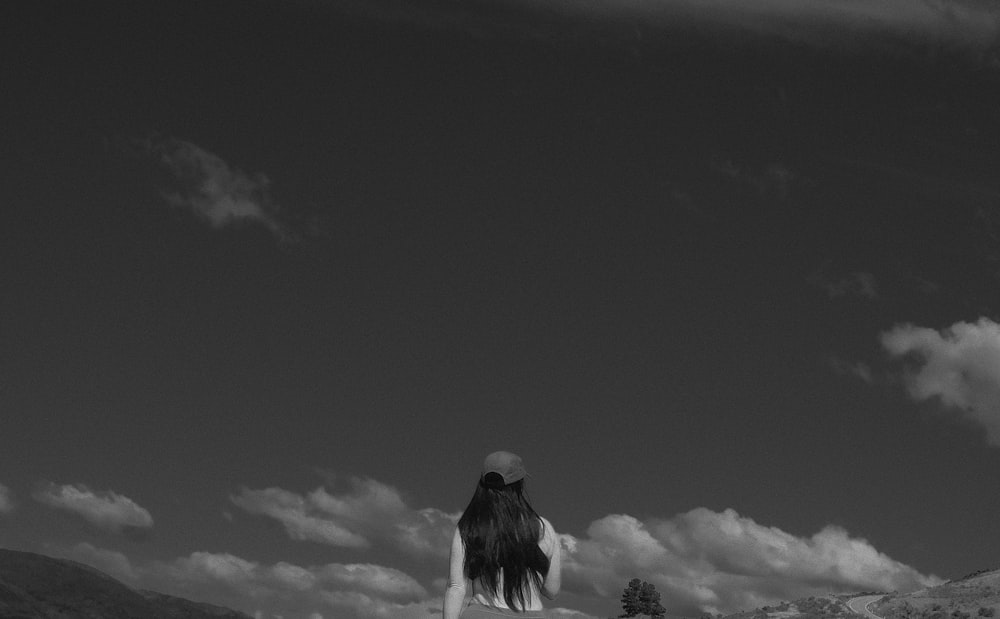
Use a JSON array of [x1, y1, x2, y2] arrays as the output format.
[[0, 548, 251, 619], [719, 570, 1000, 619]]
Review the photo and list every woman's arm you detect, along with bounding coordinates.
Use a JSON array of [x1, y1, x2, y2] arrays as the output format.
[[539, 517, 561, 600], [443, 527, 468, 619]]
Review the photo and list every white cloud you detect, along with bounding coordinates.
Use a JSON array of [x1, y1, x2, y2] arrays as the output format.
[[830, 357, 874, 383], [808, 266, 879, 300], [561, 507, 941, 615], [231, 476, 939, 616], [314, 564, 428, 601], [149, 137, 291, 240], [56, 542, 138, 583], [882, 317, 1000, 446], [169, 552, 261, 587], [33, 483, 153, 533], [62, 543, 432, 619], [317, 590, 441, 619], [0, 483, 14, 514], [715, 160, 796, 200], [526, 0, 1000, 56], [54, 473, 941, 619], [827, 272, 879, 299], [345, 0, 1000, 63], [231, 487, 370, 548], [231, 477, 458, 557]]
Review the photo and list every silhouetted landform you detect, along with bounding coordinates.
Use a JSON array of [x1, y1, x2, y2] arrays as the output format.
[[717, 572, 1000, 619], [722, 594, 856, 619], [951, 570, 1000, 585], [0, 548, 251, 619], [874, 570, 1000, 619]]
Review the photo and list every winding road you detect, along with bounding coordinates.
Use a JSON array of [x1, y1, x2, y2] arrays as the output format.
[[848, 595, 886, 619]]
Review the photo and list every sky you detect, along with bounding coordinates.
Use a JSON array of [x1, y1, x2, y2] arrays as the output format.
[[2, 1, 1000, 618]]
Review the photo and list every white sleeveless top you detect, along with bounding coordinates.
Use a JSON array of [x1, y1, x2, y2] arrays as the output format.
[[471, 571, 546, 611]]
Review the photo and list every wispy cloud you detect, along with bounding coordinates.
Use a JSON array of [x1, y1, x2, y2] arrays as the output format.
[[232, 476, 935, 616], [828, 272, 878, 299], [55, 474, 940, 619], [561, 508, 940, 616], [339, 0, 1000, 63], [160, 552, 428, 603], [33, 483, 153, 533], [830, 357, 874, 383], [808, 265, 879, 300], [231, 476, 458, 557], [61, 543, 435, 619], [231, 486, 370, 548], [714, 160, 796, 201], [57, 542, 139, 583], [882, 317, 1000, 446], [0, 483, 14, 514], [530, 0, 1000, 57], [147, 137, 292, 241]]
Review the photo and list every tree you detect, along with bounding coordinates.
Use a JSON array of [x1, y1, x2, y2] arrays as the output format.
[[620, 578, 643, 618], [618, 578, 666, 619]]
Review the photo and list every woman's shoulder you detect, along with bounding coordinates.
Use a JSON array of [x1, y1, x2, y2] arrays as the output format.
[[536, 516, 558, 554], [536, 515, 555, 533]]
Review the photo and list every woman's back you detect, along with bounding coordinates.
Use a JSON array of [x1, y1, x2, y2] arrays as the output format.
[[442, 452, 562, 619], [467, 515, 560, 611]]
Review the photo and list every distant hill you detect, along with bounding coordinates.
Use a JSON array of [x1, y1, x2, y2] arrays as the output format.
[[714, 571, 1000, 619], [873, 569, 1000, 619], [723, 594, 857, 619], [0, 548, 251, 619]]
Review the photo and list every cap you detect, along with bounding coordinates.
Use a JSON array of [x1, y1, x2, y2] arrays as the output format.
[[482, 451, 527, 486]]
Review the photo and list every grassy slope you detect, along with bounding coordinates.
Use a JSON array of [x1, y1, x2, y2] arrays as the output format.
[[873, 570, 1000, 619], [0, 548, 251, 619], [724, 595, 857, 619], [718, 570, 1000, 619]]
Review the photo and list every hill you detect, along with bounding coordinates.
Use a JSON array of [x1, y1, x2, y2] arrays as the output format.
[[0, 548, 251, 619], [723, 594, 858, 619], [872, 569, 1000, 619]]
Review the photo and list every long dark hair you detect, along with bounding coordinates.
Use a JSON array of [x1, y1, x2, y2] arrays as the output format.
[[457, 473, 550, 610]]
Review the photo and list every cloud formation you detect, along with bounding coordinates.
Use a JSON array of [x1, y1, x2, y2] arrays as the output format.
[[0, 483, 14, 514], [826, 272, 879, 300], [60, 542, 139, 583], [882, 317, 1000, 446], [561, 508, 941, 615], [149, 138, 291, 240], [231, 476, 458, 557], [527, 0, 1000, 57], [715, 160, 796, 201], [231, 476, 939, 615], [807, 265, 879, 300], [231, 486, 369, 548], [61, 543, 434, 619], [162, 552, 427, 603], [56, 475, 940, 618], [342, 0, 1000, 62], [33, 483, 154, 533], [829, 357, 874, 383]]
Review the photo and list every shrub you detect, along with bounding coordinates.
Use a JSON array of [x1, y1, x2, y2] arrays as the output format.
[[978, 609, 994, 618]]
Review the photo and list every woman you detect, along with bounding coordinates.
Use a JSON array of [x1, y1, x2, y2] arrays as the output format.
[[443, 451, 561, 619]]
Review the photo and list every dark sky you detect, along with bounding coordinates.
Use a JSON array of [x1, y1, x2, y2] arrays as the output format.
[[3, 2, 1000, 618]]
